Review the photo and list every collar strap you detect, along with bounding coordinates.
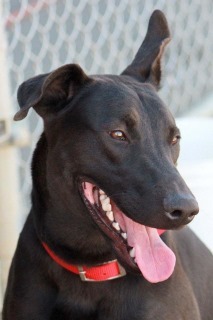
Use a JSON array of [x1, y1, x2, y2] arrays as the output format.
[[42, 242, 126, 282]]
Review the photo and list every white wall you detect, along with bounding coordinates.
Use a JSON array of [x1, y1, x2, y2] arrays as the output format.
[[177, 118, 213, 251]]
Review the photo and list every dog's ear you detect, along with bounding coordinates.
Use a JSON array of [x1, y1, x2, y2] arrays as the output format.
[[14, 64, 91, 121], [121, 10, 170, 89]]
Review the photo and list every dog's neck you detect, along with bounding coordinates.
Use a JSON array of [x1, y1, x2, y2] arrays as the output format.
[[31, 133, 115, 265]]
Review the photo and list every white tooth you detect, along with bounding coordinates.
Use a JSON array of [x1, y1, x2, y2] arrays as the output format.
[[129, 248, 135, 258], [101, 197, 110, 205], [112, 222, 120, 231], [121, 232, 127, 239], [100, 194, 107, 201], [106, 211, 114, 222], [99, 189, 105, 195], [102, 203, 111, 212]]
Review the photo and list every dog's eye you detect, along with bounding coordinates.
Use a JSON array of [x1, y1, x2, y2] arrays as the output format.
[[109, 130, 127, 141], [172, 135, 181, 145]]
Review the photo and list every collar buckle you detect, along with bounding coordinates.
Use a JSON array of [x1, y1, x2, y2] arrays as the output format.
[[78, 266, 93, 282], [78, 260, 126, 282]]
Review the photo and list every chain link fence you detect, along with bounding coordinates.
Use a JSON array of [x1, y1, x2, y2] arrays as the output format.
[[2, 0, 213, 220]]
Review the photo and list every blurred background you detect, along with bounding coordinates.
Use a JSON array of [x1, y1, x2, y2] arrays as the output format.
[[0, 0, 213, 309]]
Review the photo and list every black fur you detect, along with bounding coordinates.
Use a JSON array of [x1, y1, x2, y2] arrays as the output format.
[[3, 10, 213, 320]]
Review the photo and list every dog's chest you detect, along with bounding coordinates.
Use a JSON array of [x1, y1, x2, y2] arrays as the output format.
[[49, 276, 201, 320]]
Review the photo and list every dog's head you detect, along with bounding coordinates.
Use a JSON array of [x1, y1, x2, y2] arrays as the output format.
[[15, 10, 199, 283]]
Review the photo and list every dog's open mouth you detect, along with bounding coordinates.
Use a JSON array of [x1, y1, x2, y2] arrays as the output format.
[[80, 181, 176, 283]]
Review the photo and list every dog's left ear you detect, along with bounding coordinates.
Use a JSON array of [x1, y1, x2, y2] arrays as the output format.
[[121, 10, 170, 89], [14, 64, 91, 121]]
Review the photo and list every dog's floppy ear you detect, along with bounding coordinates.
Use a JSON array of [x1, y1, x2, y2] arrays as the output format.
[[121, 10, 170, 89], [14, 64, 91, 121]]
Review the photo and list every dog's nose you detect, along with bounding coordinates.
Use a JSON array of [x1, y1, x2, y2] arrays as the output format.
[[163, 195, 199, 223]]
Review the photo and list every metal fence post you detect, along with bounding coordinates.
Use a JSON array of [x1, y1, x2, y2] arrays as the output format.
[[0, 3, 21, 310]]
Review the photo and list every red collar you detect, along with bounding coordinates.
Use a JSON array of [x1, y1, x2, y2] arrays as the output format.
[[42, 242, 126, 281], [42, 229, 165, 282]]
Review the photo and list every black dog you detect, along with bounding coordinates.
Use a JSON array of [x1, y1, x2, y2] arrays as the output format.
[[3, 10, 213, 320]]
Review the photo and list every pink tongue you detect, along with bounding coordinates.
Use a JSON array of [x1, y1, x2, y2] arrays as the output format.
[[118, 215, 176, 283], [83, 183, 175, 283]]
